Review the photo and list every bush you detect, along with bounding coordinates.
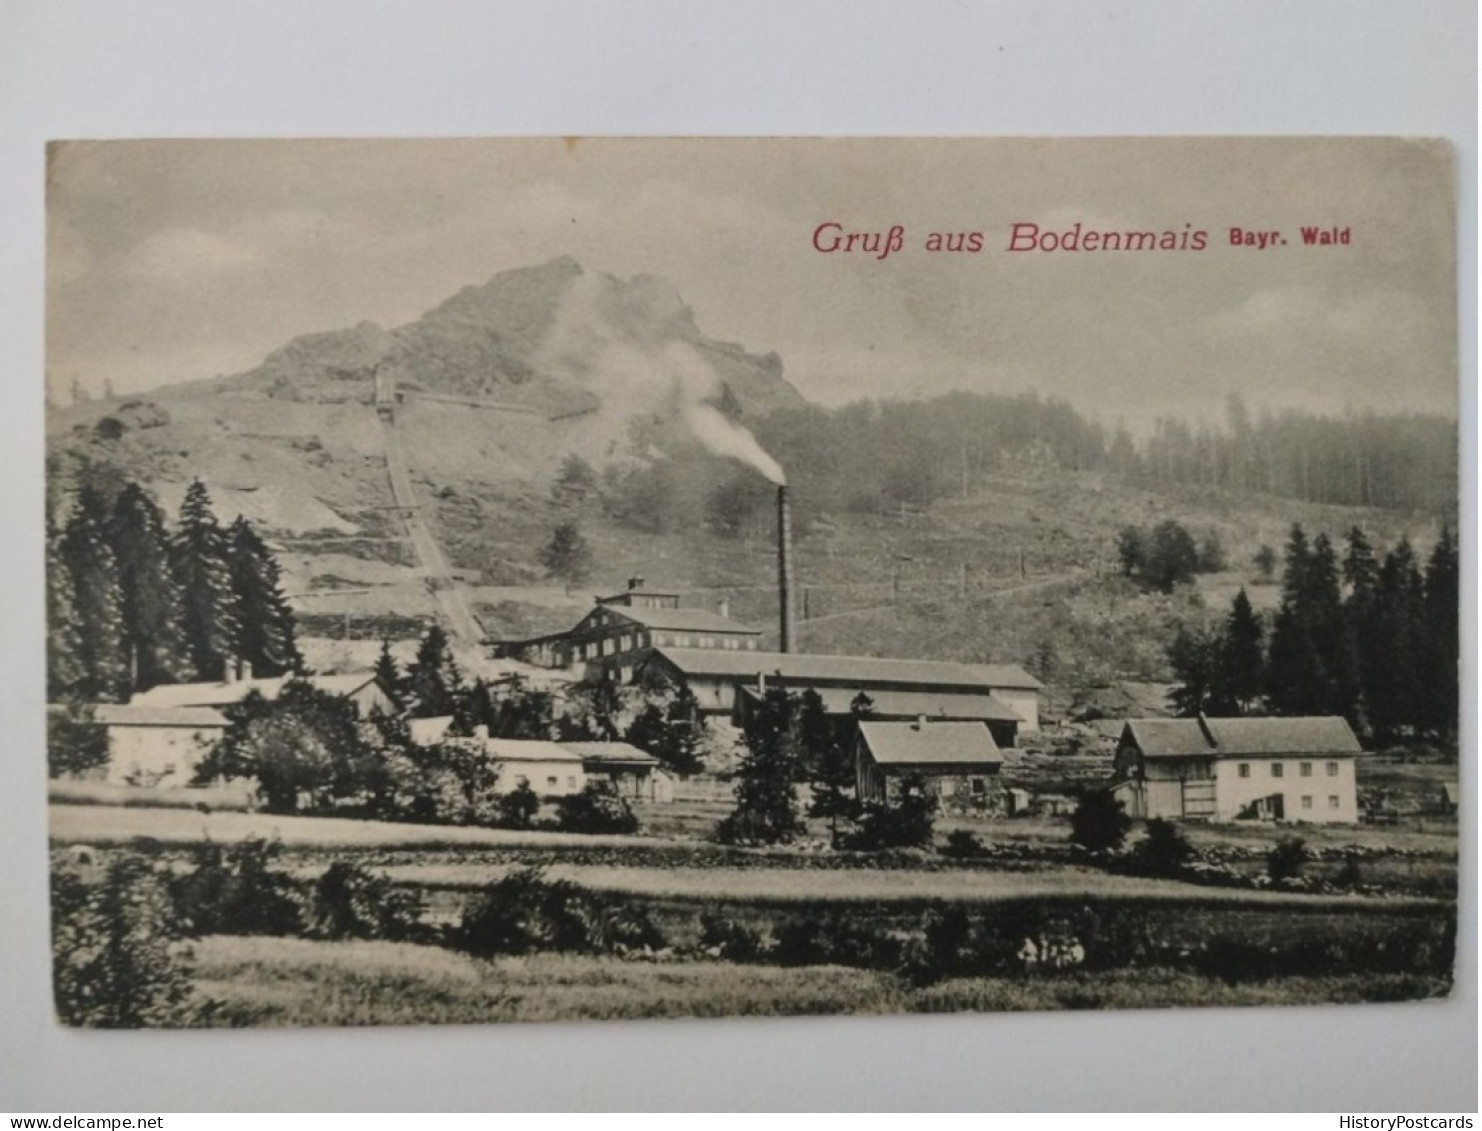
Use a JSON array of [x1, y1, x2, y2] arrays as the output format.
[[497, 781, 541, 829], [1267, 835, 1308, 883], [169, 838, 304, 936], [900, 905, 975, 986], [940, 829, 990, 860], [47, 700, 110, 778], [555, 782, 640, 835], [844, 777, 936, 851], [771, 913, 901, 969], [51, 853, 195, 1027], [303, 862, 425, 942], [454, 868, 664, 958], [697, 913, 766, 962], [1069, 790, 1131, 852], [1131, 818, 1194, 876]]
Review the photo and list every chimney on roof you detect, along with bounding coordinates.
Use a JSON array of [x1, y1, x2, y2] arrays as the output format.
[[914, 714, 927, 730], [718, 597, 730, 619], [223, 659, 238, 685], [239, 659, 253, 683], [628, 575, 645, 591]]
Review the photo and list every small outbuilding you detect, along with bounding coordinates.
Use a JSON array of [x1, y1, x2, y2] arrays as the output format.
[[855, 719, 1004, 809], [560, 741, 675, 802]]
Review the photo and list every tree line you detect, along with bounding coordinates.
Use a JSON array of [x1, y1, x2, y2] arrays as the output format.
[[48, 476, 302, 703], [1169, 522, 1458, 747]]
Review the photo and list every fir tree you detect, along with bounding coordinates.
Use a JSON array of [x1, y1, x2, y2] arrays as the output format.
[[403, 624, 463, 717], [1366, 540, 1425, 743], [799, 687, 855, 833], [716, 682, 802, 845], [1420, 526, 1459, 743], [171, 480, 238, 682], [1266, 524, 1330, 715], [372, 640, 401, 701], [227, 516, 303, 678], [46, 521, 86, 700], [1167, 624, 1231, 717], [1223, 588, 1265, 712], [58, 487, 130, 700], [109, 482, 189, 691]]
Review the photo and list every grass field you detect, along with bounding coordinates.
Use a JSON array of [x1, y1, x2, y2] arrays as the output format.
[[184, 935, 1451, 1027]]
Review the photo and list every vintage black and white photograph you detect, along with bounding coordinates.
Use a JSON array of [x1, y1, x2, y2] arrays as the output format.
[[43, 137, 1459, 1028]]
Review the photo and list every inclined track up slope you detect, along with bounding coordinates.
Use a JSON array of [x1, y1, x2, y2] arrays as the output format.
[[379, 412, 484, 646]]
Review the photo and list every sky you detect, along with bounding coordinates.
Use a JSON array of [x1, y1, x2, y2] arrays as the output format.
[[46, 137, 1458, 431]]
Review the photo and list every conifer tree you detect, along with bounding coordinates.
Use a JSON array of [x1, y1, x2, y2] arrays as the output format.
[[1168, 624, 1229, 717], [403, 624, 463, 717], [1366, 540, 1424, 743], [171, 480, 238, 682], [1266, 524, 1331, 715], [109, 482, 189, 691], [373, 639, 401, 700], [58, 487, 130, 701], [717, 682, 802, 845], [1223, 588, 1265, 712], [1420, 525, 1459, 743], [46, 521, 87, 700], [227, 516, 303, 678]]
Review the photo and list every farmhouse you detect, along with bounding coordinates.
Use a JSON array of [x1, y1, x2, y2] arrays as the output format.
[[493, 577, 763, 683], [128, 668, 397, 719], [1111, 715, 1362, 824], [855, 719, 1004, 808], [637, 647, 1038, 745], [91, 703, 229, 787]]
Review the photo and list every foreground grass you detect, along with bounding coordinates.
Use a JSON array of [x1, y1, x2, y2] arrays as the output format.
[[186, 935, 1449, 1027]]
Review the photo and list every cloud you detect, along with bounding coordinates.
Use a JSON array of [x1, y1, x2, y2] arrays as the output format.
[[123, 227, 261, 283]]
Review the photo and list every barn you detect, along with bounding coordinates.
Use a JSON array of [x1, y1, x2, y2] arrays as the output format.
[[855, 719, 1004, 808], [636, 647, 1036, 746], [1112, 715, 1363, 824]]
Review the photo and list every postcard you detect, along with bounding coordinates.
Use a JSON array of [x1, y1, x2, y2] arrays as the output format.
[[44, 137, 1458, 1028]]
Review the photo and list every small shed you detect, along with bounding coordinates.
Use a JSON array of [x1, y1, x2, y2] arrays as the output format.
[[855, 719, 1003, 808]]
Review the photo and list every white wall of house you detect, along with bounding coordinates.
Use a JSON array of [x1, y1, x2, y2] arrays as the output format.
[[1213, 756, 1359, 823], [993, 688, 1040, 733], [496, 759, 586, 797], [105, 726, 223, 786]]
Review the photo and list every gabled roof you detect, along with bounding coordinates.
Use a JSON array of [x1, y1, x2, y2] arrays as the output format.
[[92, 704, 229, 729], [651, 647, 1035, 692], [738, 684, 1023, 723], [858, 720, 1002, 767], [589, 605, 762, 635], [129, 672, 381, 709], [559, 741, 661, 767], [472, 738, 585, 763], [1121, 716, 1363, 759], [963, 664, 1045, 691], [408, 715, 455, 746]]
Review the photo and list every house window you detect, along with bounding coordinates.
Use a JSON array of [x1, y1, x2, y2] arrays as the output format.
[[970, 778, 986, 795], [1271, 763, 1284, 778], [1300, 762, 1313, 777], [547, 776, 558, 788], [1237, 763, 1250, 778], [1326, 761, 1339, 776], [745, 640, 757, 650], [567, 777, 577, 789], [1301, 795, 1312, 810]]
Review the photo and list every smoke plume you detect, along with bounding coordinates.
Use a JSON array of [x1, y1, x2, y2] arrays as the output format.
[[537, 268, 786, 484]]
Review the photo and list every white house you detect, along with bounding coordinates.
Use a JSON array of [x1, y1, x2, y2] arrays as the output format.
[[128, 669, 397, 718], [91, 703, 230, 786], [1112, 715, 1363, 824]]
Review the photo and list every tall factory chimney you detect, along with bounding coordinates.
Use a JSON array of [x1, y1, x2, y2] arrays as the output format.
[[777, 485, 796, 653]]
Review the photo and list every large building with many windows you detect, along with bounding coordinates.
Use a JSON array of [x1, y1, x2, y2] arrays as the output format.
[[492, 577, 763, 683], [1111, 715, 1362, 823]]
